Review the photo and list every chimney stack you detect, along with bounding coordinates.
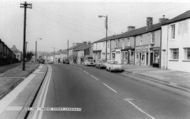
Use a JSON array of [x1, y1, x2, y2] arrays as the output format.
[[146, 17, 153, 29], [159, 15, 169, 23], [127, 26, 135, 31]]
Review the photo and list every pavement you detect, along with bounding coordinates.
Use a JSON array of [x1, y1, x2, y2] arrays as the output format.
[[28, 64, 190, 119], [0, 63, 39, 99], [0, 63, 20, 75], [0, 64, 48, 119], [122, 64, 190, 93]]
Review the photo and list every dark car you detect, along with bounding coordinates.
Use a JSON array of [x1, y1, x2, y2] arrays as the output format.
[[63, 59, 69, 64]]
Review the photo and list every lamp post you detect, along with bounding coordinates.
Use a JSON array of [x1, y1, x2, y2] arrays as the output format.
[[98, 15, 108, 61], [35, 38, 42, 62]]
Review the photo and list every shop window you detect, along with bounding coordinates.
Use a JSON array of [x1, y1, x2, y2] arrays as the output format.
[[184, 48, 190, 60], [171, 24, 175, 39], [170, 48, 179, 60]]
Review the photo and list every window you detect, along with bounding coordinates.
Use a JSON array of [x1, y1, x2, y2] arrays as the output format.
[[152, 32, 155, 43], [127, 39, 130, 46], [140, 39, 142, 45], [170, 48, 179, 60], [171, 24, 175, 39], [184, 48, 190, 60]]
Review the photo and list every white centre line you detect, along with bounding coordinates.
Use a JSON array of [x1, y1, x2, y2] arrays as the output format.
[[90, 74, 99, 81], [124, 98, 155, 119], [103, 83, 117, 93]]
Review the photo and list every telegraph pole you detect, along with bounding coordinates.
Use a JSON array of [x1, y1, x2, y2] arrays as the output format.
[[20, 1, 32, 71], [105, 16, 108, 61]]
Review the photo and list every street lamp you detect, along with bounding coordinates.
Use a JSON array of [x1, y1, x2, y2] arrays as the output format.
[[98, 15, 108, 61], [35, 38, 42, 62]]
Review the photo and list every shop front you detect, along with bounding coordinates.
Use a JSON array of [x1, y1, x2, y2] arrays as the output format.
[[135, 45, 150, 66], [121, 46, 135, 64]]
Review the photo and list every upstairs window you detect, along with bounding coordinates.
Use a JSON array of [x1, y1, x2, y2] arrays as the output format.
[[184, 48, 190, 60], [170, 48, 179, 60], [171, 24, 175, 39], [140, 39, 142, 45], [152, 32, 155, 43]]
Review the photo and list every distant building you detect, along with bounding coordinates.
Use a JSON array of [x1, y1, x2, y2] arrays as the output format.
[[11, 45, 22, 61], [74, 42, 92, 64], [68, 42, 91, 64]]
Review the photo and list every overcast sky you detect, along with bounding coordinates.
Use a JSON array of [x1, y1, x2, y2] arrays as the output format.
[[1, 0, 190, 52]]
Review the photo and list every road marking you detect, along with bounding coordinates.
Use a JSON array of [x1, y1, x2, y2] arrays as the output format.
[[82, 69, 99, 81], [89, 74, 99, 81], [103, 83, 117, 93], [38, 66, 52, 119], [123, 98, 155, 119], [32, 65, 52, 119]]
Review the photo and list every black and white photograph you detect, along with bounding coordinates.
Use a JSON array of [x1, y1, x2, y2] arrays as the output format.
[[0, 0, 190, 118]]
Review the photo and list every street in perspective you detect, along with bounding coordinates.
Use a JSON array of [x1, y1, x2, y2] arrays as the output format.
[[1, 0, 190, 119]]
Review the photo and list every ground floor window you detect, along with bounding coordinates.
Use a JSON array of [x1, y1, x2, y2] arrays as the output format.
[[170, 48, 179, 60], [184, 48, 190, 60], [112, 53, 115, 59]]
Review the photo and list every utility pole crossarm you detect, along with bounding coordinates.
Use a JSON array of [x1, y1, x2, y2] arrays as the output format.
[[20, 2, 32, 9]]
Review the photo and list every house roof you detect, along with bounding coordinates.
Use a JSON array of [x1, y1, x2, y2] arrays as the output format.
[[121, 22, 162, 38], [94, 22, 162, 43], [11, 45, 20, 53], [74, 43, 91, 51], [163, 10, 190, 25]]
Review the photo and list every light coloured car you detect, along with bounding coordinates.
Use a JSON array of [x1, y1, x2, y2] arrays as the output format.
[[105, 61, 123, 72], [83, 56, 95, 66], [95, 60, 106, 69]]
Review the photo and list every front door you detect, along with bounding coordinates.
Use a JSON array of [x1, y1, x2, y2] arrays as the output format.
[[150, 52, 153, 66]]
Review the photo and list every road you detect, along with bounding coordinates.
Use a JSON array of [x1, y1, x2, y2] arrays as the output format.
[[29, 64, 190, 119]]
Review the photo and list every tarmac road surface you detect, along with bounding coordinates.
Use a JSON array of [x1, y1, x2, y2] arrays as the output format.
[[28, 64, 190, 119]]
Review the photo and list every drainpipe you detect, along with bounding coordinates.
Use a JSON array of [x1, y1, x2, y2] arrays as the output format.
[[159, 29, 162, 68], [166, 25, 169, 70], [134, 36, 136, 65]]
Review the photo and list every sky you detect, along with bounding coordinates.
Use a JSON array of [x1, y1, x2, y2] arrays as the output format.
[[0, 0, 190, 52]]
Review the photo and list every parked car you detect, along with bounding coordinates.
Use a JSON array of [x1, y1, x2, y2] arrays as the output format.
[[95, 60, 106, 69], [38, 58, 45, 64], [105, 60, 123, 72], [63, 59, 69, 64], [83, 56, 95, 66]]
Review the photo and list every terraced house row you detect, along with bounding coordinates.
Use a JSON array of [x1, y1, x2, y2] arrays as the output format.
[[92, 10, 190, 72]]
